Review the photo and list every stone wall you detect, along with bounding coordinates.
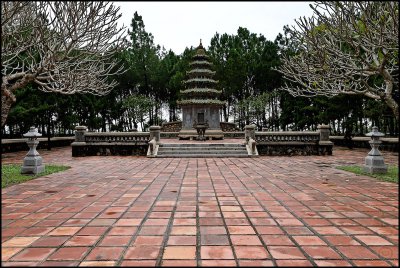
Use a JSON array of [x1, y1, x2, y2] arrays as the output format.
[[71, 132, 150, 157], [2, 137, 75, 153], [72, 144, 148, 157], [220, 122, 239, 132], [256, 144, 328, 156], [161, 121, 182, 132], [254, 126, 333, 156], [223, 132, 245, 139], [329, 136, 398, 152]]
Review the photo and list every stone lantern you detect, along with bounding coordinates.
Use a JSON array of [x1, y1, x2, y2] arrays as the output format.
[[21, 127, 45, 174], [363, 126, 387, 173]]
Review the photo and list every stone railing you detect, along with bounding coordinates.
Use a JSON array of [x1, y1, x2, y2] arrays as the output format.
[[255, 132, 320, 143], [223, 131, 245, 139], [220, 122, 240, 132], [161, 121, 182, 132], [2, 136, 75, 153], [160, 132, 180, 138], [247, 124, 333, 156], [84, 132, 150, 144], [329, 136, 398, 152], [72, 126, 153, 157]]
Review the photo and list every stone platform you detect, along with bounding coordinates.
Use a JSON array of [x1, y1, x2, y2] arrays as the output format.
[[177, 129, 224, 140], [156, 143, 249, 158], [1, 146, 398, 266]]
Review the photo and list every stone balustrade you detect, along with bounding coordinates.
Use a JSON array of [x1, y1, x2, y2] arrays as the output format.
[[161, 121, 182, 132], [255, 131, 320, 144], [220, 122, 239, 132], [84, 132, 150, 144], [72, 126, 152, 156], [251, 124, 333, 156]]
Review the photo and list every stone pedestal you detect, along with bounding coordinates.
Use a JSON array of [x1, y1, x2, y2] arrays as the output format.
[[317, 124, 331, 143], [245, 125, 256, 143], [317, 124, 333, 155], [74, 126, 87, 142], [21, 127, 45, 175], [149, 126, 161, 144], [363, 154, 387, 173], [71, 126, 88, 157], [363, 127, 387, 174]]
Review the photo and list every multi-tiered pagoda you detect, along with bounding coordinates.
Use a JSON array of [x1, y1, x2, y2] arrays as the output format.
[[177, 41, 225, 140]]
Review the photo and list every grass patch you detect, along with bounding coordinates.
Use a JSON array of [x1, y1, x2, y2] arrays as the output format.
[[2, 164, 70, 188], [337, 165, 398, 184]]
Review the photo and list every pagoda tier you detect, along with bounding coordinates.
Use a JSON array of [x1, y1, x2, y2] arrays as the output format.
[[178, 41, 224, 140], [177, 42, 222, 108], [186, 69, 215, 77]]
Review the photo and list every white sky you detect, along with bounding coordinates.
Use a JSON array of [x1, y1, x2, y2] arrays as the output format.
[[114, 1, 314, 54]]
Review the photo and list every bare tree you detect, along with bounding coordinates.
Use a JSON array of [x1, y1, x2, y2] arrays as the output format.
[[276, 1, 399, 120], [1, 1, 127, 126]]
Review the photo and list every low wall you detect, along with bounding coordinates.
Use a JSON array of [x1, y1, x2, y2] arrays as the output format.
[[160, 122, 241, 133], [255, 131, 332, 156], [161, 121, 182, 132], [2, 137, 75, 153], [5, 131, 397, 156], [223, 132, 245, 139], [160, 132, 179, 138], [220, 122, 240, 132], [330, 136, 398, 152], [71, 132, 150, 157]]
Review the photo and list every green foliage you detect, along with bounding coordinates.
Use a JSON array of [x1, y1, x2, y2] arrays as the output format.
[[2, 164, 70, 188], [209, 27, 282, 128], [122, 94, 154, 130], [337, 165, 398, 184]]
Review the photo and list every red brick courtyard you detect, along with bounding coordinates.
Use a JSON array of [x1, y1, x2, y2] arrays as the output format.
[[1, 145, 398, 266]]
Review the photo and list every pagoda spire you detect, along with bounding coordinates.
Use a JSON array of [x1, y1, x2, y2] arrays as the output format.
[[177, 42, 224, 139]]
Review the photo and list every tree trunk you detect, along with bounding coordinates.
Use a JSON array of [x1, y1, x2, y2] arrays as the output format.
[[223, 104, 228, 122], [384, 95, 399, 121], [47, 110, 52, 150], [1, 94, 15, 127]]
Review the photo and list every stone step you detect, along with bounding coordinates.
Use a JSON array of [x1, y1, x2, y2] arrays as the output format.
[[154, 142, 250, 158], [159, 143, 244, 148], [157, 150, 248, 155], [156, 154, 250, 158], [158, 147, 246, 151]]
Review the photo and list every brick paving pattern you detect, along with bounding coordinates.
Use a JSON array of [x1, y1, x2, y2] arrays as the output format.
[[1, 145, 398, 266]]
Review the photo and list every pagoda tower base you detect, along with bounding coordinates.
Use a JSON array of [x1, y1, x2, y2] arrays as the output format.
[[178, 129, 224, 140]]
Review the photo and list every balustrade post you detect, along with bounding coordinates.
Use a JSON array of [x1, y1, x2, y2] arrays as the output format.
[[245, 124, 256, 143], [317, 124, 333, 155], [149, 126, 161, 144], [71, 125, 87, 157], [74, 126, 87, 142], [317, 124, 330, 142]]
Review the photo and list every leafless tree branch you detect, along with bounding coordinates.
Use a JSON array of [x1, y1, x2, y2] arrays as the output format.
[[275, 1, 399, 120], [1, 1, 127, 126]]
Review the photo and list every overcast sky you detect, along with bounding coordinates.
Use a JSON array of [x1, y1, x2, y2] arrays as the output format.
[[114, 1, 314, 54]]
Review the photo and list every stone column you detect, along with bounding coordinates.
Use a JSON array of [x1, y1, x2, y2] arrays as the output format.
[[74, 126, 87, 142], [363, 126, 387, 173], [317, 124, 331, 142], [71, 126, 87, 157], [149, 126, 161, 144], [317, 124, 333, 155], [21, 127, 45, 174], [245, 125, 256, 143]]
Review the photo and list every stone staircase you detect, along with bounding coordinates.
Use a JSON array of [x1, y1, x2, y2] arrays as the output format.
[[155, 143, 253, 158]]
